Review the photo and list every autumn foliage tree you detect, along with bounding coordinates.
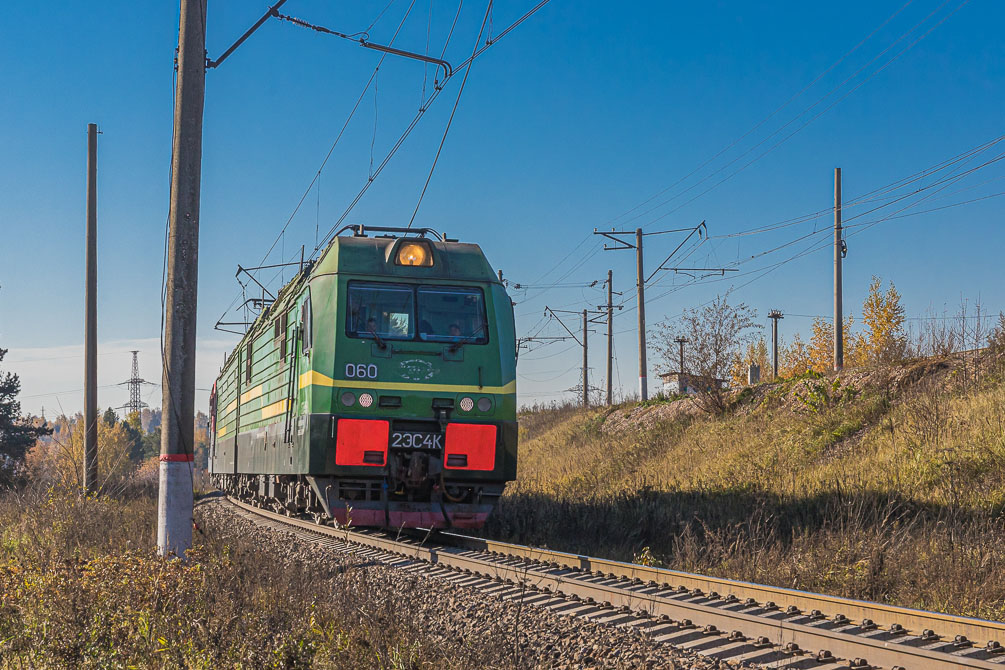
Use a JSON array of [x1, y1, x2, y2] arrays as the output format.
[[27, 412, 139, 492], [776, 276, 906, 375], [731, 336, 769, 385], [807, 316, 860, 372], [859, 276, 907, 364], [779, 332, 813, 377]]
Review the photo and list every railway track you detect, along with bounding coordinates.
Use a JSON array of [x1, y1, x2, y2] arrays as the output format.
[[225, 496, 1005, 669]]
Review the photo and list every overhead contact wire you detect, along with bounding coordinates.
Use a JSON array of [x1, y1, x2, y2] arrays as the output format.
[[313, 0, 554, 256], [407, 1, 495, 229]]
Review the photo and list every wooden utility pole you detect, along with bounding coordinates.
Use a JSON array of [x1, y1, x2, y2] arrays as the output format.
[[582, 309, 589, 407], [84, 123, 98, 494], [834, 168, 844, 372], [159, 0, 206, 559], [768, 310, 783, 378], [605, 270, 613, 406]]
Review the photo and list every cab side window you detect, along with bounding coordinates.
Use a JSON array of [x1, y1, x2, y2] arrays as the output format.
[[300, 291, 313, 354]]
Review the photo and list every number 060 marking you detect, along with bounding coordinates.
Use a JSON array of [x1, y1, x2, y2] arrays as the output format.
[[345, 363, 378, 379]]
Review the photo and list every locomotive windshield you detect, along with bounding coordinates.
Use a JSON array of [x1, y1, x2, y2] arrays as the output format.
[[347, 284, 414, 340], [416, 287, 488, 343], [347, 282, 488, 344]]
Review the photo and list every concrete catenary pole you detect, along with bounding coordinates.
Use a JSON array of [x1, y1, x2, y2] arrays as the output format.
[[84, 123, 98, 494], [605, 269, 613, 406], [834, 168, 843, 372], [768, 310, 783, 379], [635, 228, 647, 400], [159, 0, 207, 559], [582, 309, 589, 407]]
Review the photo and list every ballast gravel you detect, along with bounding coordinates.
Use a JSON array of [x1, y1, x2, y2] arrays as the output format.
[[196, 495, 735, 670]]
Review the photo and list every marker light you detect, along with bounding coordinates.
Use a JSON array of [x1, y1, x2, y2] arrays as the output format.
[[395, 241, 433, 267], [459, 397, 474, 412], [341, 392, 356, 407], [359, 393, 374, 408], [477, 397, 493, 412]]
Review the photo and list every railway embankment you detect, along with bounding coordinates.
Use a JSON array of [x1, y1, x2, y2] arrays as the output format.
[[490, 353, 1005, 622]]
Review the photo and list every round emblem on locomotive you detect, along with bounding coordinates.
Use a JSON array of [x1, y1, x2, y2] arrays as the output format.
[[399, 358, 436, 381]]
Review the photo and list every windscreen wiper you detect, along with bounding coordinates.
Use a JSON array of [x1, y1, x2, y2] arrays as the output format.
[[368, 324, 387, 350], [448, 323, 487, 353]]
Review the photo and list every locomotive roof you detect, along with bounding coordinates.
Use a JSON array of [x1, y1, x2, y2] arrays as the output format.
[[219, 233, 501, 373], [313, 234, 499, 282]]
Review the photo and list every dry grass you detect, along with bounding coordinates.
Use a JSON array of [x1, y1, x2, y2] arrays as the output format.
[[490, 355, 1005, 620], [0, 486, 495, 669]]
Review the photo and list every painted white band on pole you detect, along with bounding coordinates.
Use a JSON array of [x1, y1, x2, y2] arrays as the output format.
[[157, 460, 194, 559]]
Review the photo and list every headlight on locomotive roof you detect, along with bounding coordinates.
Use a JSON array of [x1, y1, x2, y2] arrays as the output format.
[[395, 241, 433, 267]]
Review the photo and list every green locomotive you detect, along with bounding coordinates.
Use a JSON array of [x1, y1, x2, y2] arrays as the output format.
[[209, 226, 517, 528]]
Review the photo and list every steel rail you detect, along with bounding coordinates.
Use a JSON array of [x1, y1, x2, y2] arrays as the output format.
[[433, 530, 1005, 646], [225, 497, 1005, 670]]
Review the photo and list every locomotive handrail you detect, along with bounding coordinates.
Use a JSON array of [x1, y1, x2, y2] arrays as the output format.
[[282, 327, 302, 444]]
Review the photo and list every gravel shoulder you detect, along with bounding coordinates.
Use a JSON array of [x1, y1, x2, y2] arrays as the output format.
[[196, 495, 730, 670]]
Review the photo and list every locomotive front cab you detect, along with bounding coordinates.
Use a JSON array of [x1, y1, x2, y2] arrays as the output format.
[[303, 228, 517, 529]]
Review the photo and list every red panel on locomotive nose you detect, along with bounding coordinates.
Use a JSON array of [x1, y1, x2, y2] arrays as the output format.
[[444, 423, 497, 471], [335, 418, 390, 466]]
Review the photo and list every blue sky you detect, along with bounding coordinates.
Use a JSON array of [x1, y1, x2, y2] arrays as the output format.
[[1, 0, 1002, 414]]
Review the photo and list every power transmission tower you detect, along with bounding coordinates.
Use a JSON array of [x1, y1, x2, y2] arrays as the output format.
[[84, 122, 98, 495], [119, 351, 152, 417], [768, 310, 783, 378]]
